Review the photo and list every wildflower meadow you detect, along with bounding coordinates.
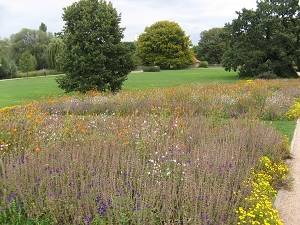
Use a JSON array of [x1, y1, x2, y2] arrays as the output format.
[[0, 79, 300, 224]]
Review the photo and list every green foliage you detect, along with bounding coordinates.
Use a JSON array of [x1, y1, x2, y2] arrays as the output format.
[[57, 0, 134, 93], [137, 20, 194, 69], [10, 28, 53, 70], [199, 61, 209, 68], [19, 51, 37, 77], [17, 69, 61, 78], [39, 22, 47, 32], [121, 41, 141, 69], [46, 38, 64, 71], [255, 71, 278, 79], [222, 0, 300, 78], [0, 38, 12, 60], [0, 57, 17, 79], [143, 66, 161, 72], [197, 27, 226, 64]]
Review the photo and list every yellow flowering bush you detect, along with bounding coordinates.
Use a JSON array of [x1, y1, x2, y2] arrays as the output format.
[[236, 156, 289, 225], [286, 98, 300, 120]]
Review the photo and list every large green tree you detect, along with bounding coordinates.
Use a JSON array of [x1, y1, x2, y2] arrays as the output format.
[[137, 21, 194, 69], [56, 0, 134, 93], [222, 0, 300, 78], [197, 27, 225, 64]]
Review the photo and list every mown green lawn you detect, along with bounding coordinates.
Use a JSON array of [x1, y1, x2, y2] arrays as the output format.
[[0, 68, 238, 108], [0, 76, 65, 108], [123, 67, 239, 90]]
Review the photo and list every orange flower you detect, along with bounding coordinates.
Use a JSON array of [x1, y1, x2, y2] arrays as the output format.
[[35, 147, 41, 152], [13, 128, 17, 132], [27, 131, 32, 135], [125, 141, 130, 145]]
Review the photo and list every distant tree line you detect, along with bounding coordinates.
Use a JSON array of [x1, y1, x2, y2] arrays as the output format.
[[194, 0, 300, 78], [1, 0, 299, 87], [0, 22, 53, 79]]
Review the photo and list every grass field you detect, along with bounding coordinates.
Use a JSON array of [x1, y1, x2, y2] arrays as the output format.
[[123, 67, 239, 90], [0, 68, 238, 108], [0, 76, 65, 108]]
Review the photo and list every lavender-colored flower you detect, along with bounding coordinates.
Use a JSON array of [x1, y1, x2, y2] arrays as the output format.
[[97, 201, 107, 218], [115, 186, 121, 196], [133, 201, 141, 211], [6, 193, 17, 202], [84, 215, 93, 225]]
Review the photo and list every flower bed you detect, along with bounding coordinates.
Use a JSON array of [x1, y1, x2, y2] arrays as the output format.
[[0, 79, 299, 224]]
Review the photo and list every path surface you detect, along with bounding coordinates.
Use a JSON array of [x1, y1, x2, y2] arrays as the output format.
[[276, 119, 300, 224]]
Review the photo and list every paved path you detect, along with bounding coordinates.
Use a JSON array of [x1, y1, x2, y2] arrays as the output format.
[[276, 119, 300, 224]]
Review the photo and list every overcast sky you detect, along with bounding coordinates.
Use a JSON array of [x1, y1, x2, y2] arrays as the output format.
[[0, 0, 257, 45]]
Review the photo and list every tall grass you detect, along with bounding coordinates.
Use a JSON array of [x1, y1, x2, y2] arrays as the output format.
[[0, 79, 299, 224]]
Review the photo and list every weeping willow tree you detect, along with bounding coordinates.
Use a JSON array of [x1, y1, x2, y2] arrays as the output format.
[[46, 38, 64, 72]]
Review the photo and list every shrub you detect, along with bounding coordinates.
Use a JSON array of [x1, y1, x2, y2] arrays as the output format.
[[254, 71, 278, 79], [143, 66, 161, 72], [199, 61, 209, 68], [17, 70, 61, 78]]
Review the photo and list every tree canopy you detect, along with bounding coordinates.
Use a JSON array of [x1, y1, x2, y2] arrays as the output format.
[[39, 22, 47, 32], [10, 28, 53, 70], [46, 37, 64, 71], [196, 27, 225, 64], [56, 0, 134, 93], [222, 0, 300, 78], [137, 21, 194, 69]]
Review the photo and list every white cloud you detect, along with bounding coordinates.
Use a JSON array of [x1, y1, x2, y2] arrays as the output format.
[[0, 0, 257, 44]]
